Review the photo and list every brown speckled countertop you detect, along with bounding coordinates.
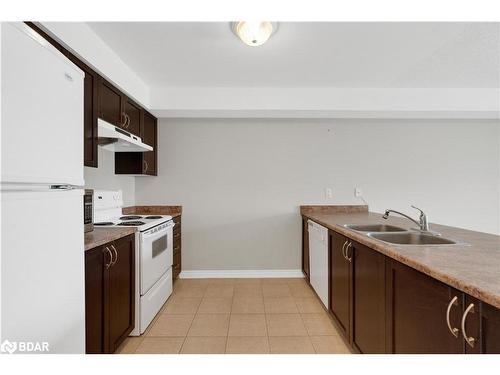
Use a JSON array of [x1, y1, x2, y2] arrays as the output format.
[[85, 227, 136, 251], [122, 205, 182, 218], [302, 207, 500, 309]]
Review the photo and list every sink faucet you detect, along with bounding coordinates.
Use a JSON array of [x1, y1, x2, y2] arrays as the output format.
[[382, 205, 430, 232]]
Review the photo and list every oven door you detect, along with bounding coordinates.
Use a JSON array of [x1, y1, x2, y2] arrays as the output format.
[[140, 221, 174, 295]]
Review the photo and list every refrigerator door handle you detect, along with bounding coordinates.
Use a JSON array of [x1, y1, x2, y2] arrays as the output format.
[[0, 183, 84, 192], [50, 184, 85, 190]]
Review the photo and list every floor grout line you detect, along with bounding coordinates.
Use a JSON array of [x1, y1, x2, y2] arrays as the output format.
[[178, 288, 205, 353]]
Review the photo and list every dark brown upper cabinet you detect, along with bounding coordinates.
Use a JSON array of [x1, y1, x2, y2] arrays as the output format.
[[115, 110, 158, 176], [98, 78, 125, 129], [142, 111, 157, 175], [25, 22, 99, 168], [98, 78, 144, 138], [25, 23, 158, 170], [123, 97, 142, 137], [81, 66, 99, 167]]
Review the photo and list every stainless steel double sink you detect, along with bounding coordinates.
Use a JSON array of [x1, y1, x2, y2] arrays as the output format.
[[343, 224, 458, 245]]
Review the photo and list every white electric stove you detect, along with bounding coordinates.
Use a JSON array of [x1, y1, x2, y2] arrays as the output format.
[[93, 190, 175, 335]]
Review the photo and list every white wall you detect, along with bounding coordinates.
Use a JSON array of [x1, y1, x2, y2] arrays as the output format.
[[84, 148, 135, 206], [136, 118, 500, 271]]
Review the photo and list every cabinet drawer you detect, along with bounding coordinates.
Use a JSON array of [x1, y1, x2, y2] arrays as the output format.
[[173, 251, 181, 267], [173, 242, 181, 256], [173, 231, 181, 242]]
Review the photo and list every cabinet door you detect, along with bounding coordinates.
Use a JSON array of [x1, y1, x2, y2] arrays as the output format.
[[123, 97, 141, 136], [99, 78, 124, 127], [329, 230, 351, 338], [142, 112, 157, 175], [351, 241, 386, 353], [105, 234, 135, 353], [84, 246, 106, 354], [480, 301, 500, 353], [302, 218, 310, 280], [115, 111, 158, 176], [386, 260, 464, 353], [462, 297, 500, 354], [81, 66, 98, 167]]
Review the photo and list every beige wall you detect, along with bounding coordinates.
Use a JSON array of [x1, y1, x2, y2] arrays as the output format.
[[135, 118, 500, 271]]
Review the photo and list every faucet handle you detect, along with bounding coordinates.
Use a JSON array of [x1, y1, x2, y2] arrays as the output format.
[[411, 205, 425, 216], [411, 205, 429, 231]]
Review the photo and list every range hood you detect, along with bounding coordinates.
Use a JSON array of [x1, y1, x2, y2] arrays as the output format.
[[98, 119, 153, 152]]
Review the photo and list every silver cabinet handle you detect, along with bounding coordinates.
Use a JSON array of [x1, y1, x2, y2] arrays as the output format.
[[346, 242, 353, 262], [125, 114, 130, 128], [121, 112, 126, 127], [109, 245, 116, 267], [446, 296, 459, 338], [103, 247, 113, 269], [341, 240, 348, 260], [143, 160, 149, 173], [461, 303, 476, 348], [110, 245, 118, 267]]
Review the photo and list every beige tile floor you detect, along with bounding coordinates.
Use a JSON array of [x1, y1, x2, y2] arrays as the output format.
[[116, 278, 352, 354]]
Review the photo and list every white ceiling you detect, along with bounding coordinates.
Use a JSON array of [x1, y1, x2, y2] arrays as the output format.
[[87, 22, 499, 89]]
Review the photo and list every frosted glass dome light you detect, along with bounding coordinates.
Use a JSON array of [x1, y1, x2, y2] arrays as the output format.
[[232, 22, 277, 47]]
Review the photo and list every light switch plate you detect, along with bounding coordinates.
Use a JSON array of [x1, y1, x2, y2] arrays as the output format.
[[325, 188, 333, 199]]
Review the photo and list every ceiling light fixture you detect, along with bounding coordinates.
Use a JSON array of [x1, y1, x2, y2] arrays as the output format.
[[232, 21, 277, 47]]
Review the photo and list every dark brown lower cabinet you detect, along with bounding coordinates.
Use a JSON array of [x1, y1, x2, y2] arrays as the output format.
[[302, 218, 310, 281], [462, 296, 500, 354], [85, 244, 105, 354], [329, 230, 351, 338], [303, 221, 500, 354], [85, 234, 135, 354], [386, 260, 464, 354], [351, 241, 386, 353], [106, 235, 135, 353], [172, 215, 182, 279], [481, 301, 500, 353]]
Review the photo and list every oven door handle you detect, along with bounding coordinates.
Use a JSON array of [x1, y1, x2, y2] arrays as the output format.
[[141, 222, 175, 240]]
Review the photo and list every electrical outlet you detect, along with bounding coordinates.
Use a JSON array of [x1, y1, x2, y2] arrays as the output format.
[[325, 188, 333, 199], [354, 187, 363, 197]]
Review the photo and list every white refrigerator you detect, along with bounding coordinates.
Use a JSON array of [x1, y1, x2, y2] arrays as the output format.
[[1, 23, 86, 353]]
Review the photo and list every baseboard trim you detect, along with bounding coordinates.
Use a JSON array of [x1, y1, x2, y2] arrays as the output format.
[[178, 269, 305, 279]]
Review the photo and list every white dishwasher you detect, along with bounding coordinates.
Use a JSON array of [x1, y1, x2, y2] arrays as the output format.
[[308, 220, 329, 308]]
